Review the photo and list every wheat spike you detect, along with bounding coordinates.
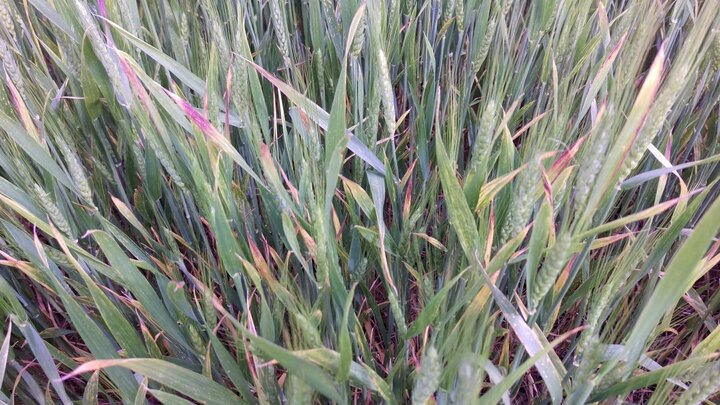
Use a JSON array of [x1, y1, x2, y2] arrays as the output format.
[[411, 346, 442, 405], [530, 231, 573, 310]]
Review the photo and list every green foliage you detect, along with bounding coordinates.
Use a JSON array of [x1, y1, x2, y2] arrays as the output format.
[[0, 0, 719, 403]]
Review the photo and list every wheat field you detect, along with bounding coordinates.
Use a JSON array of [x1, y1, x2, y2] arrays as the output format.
[[0, 0, 719, 403]]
